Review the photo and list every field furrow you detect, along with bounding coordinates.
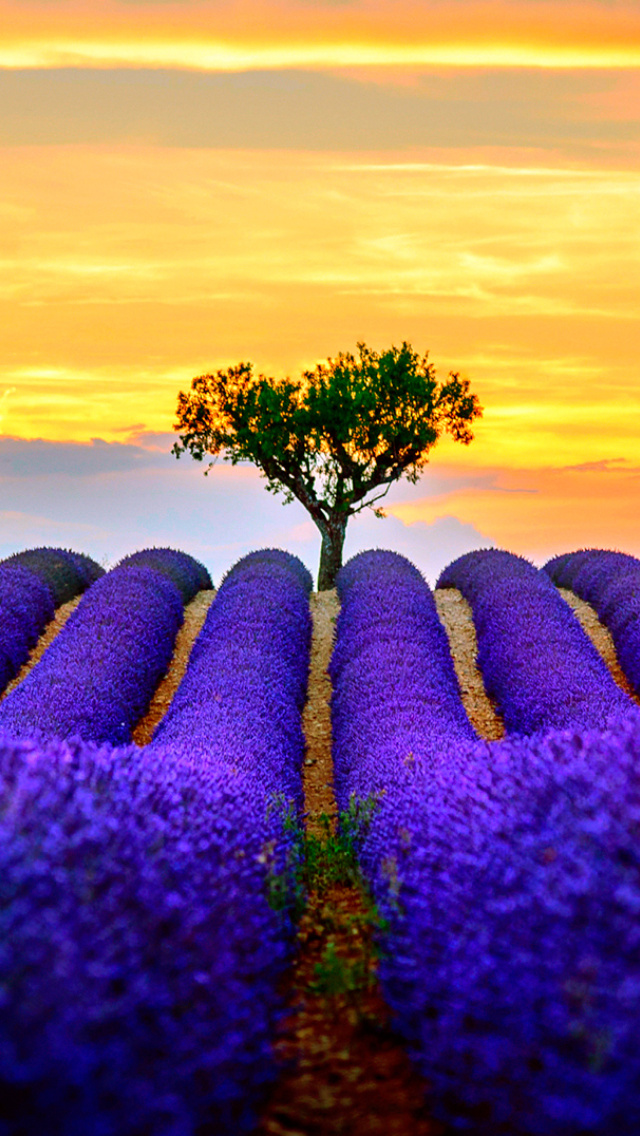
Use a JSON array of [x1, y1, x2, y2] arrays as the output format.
[[545, 549, 640, 699], [132, 587, 216, 745], [259, 587, 435, 1136], [330, 549, 640, 1134], [434, 587, 505, 740], [438, 549, 633, 734], [0, 553, 202, 744], [0, 549, 312, 1135], [557, 587, 638, 702], [3, 540, 640, 1135], [0, 546, 103, 696], [0, 594, 81, 699]]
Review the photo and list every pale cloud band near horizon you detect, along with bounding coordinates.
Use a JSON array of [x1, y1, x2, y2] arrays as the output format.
[[1, 0, 640, 70]]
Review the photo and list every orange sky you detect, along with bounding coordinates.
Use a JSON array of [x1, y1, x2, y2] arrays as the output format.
[[1, 0, 639, 563], [2, 1, 640, 69]]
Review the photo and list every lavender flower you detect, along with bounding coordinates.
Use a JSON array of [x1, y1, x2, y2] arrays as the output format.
[[331, 550, 477, 806], [0, 733, 295, 1136], [150, 548, 312, 805], [332, 550, 640, 1133], [544, 549, 640, 699], [361, 718, 640, 1134], [0, 547, 104, 696], [117, 546, 211, 602], [437, 549, 633, 733], [3, 545, 103, 606], [0, 548, 312, 1133], [0, 564, 55, 694], [0, 555, 201, 744]]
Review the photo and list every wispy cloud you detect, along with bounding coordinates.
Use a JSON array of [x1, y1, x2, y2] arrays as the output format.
[[1, 1, 639, 69]]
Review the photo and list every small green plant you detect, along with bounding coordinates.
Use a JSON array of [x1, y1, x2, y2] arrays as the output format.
[[263, 791, 383, 913], [309, 940, 373, 997], [303, 792, 384, 895]]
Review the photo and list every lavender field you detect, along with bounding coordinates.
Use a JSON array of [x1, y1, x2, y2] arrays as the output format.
[[1, 544, 639, 1135]]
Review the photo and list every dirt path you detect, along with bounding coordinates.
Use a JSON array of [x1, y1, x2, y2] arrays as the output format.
[[257, 591, 440, 1136], [435, 588, 505, 740], [558, 587, 638, 703], [133, 589, 216, 745]]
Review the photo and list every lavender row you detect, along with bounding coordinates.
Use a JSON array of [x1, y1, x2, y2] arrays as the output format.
[[0, 733, 295, 1136], [359, 718, 640, 1135], [150, 548, 313, 804], [330, 550, 477, 806], [0, 547, 104, 696], [545, 549, 640, 698], [2, 545, 104, 606], [0, 549, 312, 1134], [0, 548, 210, 745], [332, 551, 640, 1134], [437, 549, 632, 734]]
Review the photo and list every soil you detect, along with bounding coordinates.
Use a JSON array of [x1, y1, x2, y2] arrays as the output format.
[[133, 589, 216, 745], [256, 590, 441, 1136], [558, 587, 639, 703], [434, 588, 505, 740]]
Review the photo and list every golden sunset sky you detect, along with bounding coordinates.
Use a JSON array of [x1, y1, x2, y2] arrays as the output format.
[[1, 0, 639, 573]]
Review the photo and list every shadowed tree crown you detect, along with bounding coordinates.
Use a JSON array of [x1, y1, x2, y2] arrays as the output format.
[[172, 341, 482, 590]]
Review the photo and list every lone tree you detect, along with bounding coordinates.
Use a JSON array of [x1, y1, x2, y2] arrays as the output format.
[[172, 341, 482, 590]]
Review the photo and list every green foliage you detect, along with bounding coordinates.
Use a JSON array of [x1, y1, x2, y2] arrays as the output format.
[[172, 342, 482, 588], [265, 793, 390, 1008], [265, 792, 383, 917], [173, 341, 481, 517]]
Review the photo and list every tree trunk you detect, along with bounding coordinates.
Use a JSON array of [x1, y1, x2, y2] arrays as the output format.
[[317, 515, 347, 591]]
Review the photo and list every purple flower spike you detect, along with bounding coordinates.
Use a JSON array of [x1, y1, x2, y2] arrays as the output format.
[[0, 561, 186, 744], [544, 549, 640, 699], [0, 733, 296, 1136], [2, 545, 104, 606], [438, 549, 634, 734], [0, 548, 313, 1134], [331, 549, 476, 807], [150, 547, 312, 806], [332, 549, 640, 1134]]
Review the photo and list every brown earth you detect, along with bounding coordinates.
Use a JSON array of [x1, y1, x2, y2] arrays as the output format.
[[256, 590, 441, 1136], [434, 588, 505, 740], [558, 587, 639, 703], [133, 589, 216, 745]]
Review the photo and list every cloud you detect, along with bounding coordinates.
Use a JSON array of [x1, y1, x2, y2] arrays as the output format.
[[0, 68, 637, 152], [0, 435, 494, 582], [389, 460, 640, 562], [0, 435, 168, 476], [1, 1, 639, 70]]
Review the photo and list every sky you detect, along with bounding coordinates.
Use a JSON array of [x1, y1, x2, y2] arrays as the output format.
[[0, 0, 639, 584]]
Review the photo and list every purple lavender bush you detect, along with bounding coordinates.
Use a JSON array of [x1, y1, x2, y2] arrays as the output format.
[[0, 547, 105, 696], [0, 564, 55, 694], [2, 545, 104, 606], [149, 548, 313, 805], [330, 550, 477, 805], [0, 732, 295, 1136], [437, 549, 633, 733], [332, 550, 640, 1134], [360, 718, 640, 1135], [544, 549, 640, 699], [0, 549, 313, 1134], [0, 555, 196, 744], [117, 546, 212, 602]]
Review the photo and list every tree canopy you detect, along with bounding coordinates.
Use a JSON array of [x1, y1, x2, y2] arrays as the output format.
[[172, 341, 482, 589]]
